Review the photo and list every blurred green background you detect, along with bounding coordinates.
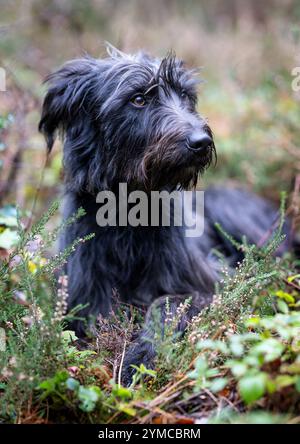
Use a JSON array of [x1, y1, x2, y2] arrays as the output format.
[[0, 0, 300, 216]]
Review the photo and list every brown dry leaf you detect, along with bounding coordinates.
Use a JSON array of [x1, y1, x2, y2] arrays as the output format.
[[175, 417, 195, 424], [18, 411, 50, 424], [219, 387, 231, 398], [152, 415, 166, 424], [88, 365, 112, 385]]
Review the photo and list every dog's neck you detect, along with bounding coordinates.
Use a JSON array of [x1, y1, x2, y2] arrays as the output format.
[[65, 187, 187, 234]]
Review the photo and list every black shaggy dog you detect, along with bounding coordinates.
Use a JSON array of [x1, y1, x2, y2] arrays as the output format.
[[39, 46, 290, 382]]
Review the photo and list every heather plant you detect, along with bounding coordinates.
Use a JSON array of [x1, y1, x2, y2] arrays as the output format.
[[185, 197, 300, 413], [0, 202, 94, 421]]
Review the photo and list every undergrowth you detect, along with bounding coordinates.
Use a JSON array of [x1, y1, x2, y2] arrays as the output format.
[[0, 194, 299, 424]]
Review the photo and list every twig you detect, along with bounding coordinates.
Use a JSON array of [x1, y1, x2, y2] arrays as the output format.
[[288, 174, 300, 245], [118, 339, 127, 387], [284, 278, 300, 292]]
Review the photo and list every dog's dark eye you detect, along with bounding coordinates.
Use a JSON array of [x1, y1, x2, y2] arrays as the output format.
[[180, 91, 188, 100], [131, 95, 146, 107]]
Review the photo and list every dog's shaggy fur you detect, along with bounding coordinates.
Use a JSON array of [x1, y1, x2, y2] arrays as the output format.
[[39, 46, 290, 382]]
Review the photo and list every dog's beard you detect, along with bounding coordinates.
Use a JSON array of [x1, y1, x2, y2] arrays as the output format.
[[124, 141, 215, 191]]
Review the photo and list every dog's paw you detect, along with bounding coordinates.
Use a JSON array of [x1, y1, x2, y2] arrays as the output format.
[[121, 339, 156, 386]]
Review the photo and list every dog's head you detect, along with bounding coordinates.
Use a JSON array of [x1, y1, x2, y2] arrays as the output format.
[[39, 45, 216, 193]]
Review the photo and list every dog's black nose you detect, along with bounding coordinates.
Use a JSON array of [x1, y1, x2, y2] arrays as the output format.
[[187, 132, 212, 153]]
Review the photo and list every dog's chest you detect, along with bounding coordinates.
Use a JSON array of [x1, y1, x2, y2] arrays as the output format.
[[102, 225, 199, 303]]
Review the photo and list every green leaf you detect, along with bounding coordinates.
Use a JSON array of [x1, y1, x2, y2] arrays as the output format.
[[61, 330, 78, 344], [66, 378, 80, 391], [252, 338, 284, 362], [275, 290, 295, 304], [112, 386, 132, 399], [78, 386, 101, 412], [206, 368, 219, 378], [38, 370, 69, 397], [246, 317, 260, 327], [277, 299, 289, 314], [119, 405, 137, 416], [244, 355, 261, 367], [75, 350, 96, 359], [0, 228, 19, 249], [38, 379, 55, 391], [287, 274, 300, 283], [197, 339, 229, 354], [274, 375, 295, 389], [210, 377, 228, 393], [130, 363, 156, 378], [230, 337, 244, 357], [238, 373, 267, 404], [229, 361, 248, 377], [266, 379, 277, 394], [194, 357, 208, 374]]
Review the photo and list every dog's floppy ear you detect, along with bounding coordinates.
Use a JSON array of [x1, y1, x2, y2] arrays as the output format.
[[39, 57, 102, 153]]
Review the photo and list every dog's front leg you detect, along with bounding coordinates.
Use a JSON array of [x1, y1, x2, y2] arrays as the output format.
[[121, 291, 212, 385], [65, 241, 114, 337]]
